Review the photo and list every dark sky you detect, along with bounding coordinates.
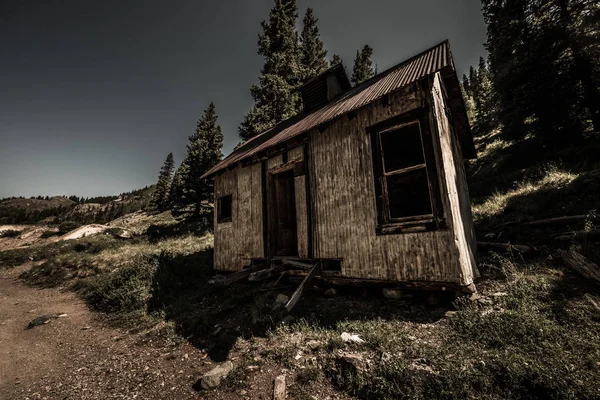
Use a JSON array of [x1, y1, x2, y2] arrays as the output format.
[[0, 0, 487, 198]]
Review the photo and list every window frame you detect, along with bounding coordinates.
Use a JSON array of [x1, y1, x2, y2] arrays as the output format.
[[368, 107, 445, 235], [217, 194, 233, 223]]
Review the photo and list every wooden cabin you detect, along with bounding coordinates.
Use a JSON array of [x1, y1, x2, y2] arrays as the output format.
[[202, 41, 479, 293]]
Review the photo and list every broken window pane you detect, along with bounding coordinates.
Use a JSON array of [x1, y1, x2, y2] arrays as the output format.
[[381, 122, 425, 172], [386, 167, 432, 219]]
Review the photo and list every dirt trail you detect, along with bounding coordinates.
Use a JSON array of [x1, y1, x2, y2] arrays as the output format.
[[0, 265, 208, 400]]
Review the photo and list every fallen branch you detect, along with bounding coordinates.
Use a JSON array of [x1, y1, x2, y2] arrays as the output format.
[[556, 249, 600, 284], [477, 241, 537, 254]]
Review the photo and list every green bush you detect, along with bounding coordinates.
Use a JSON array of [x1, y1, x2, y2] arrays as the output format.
[[74, 256, 158, 313]]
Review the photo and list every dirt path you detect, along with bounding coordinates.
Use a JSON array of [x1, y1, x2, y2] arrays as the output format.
[[0, 265, 208, 400]]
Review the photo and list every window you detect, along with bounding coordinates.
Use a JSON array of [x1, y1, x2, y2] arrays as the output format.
[[370, 110, 444, 234], [217, 195, 232, 223]]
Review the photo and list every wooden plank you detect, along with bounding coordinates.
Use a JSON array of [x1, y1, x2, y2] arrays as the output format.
[[524, 215, 596, 226], [557, 249, 600, 284], [285, 261, 321, 312], [281, 259, 313, 270], [273, 375, 286, 400], [248, 264, 288, 282], [221, 263, 269, 286]]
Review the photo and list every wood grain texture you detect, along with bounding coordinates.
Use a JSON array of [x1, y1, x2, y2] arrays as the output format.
[[308, 83, 463, 283], [214, 163, 264, 271], [430, 72, 478, 284]]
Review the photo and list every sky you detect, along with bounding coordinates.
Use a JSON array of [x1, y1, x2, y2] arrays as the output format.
[[0, 0, 487, 198]]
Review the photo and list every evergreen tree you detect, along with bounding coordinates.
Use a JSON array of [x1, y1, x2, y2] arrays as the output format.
[[151, 152, 175, 212], [239, 0, 301, 141], [351, 45, 374, 85], [330, 54, 342, 66], [299, 7, 328, 81], [462, 73, 471, 96], [177, 102, 224, 217], [169, 164, 187, 213]]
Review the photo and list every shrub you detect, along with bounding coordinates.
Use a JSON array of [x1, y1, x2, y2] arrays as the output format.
[[0, 229, 20, 238], [58, 221, 81, 234], [40, 230, 59, 239]]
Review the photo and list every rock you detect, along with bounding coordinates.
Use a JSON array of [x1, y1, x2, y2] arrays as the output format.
[[324, 288, 337, 297], [382, 288, 403, 300], [81, 326, 91, 330], [275, 294, 289, 306], [199, 361, 234, 390], [445, 310, 457, 318], [336, 352, 366, 375], [340, 332, 365, 344], [491, 292, 507, 297], [26, 313, 65, 329], [273, 375, 286, 400]]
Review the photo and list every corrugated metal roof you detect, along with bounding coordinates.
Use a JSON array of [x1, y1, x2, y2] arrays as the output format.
[[203, 40, 455, 178]]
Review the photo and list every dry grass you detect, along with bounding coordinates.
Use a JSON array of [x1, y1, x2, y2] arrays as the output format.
[[472, 165, 578, 223]]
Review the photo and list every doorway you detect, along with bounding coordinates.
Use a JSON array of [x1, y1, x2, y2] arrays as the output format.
[[270, 170, 298, 256]]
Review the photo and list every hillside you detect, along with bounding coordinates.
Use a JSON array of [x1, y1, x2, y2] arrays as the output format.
[[1, 126, 599, 399]]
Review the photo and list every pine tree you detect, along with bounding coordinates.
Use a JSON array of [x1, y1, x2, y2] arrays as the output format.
[[151, 152, 175, 212], [177, 102, 224, 217], [330, 54, 342, 66], [239, 0, 301, 141], [351, 45, 374, 85], [299, 7, 328, 81]]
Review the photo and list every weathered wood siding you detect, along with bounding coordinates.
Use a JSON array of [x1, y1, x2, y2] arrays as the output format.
[[214, 163, 263, 271], [430, 72, 478, 283], [289, 146, 308, 258], [308, 83, 466, 283]]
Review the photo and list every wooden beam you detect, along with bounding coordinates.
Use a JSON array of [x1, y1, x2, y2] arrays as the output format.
[[221, 263, 269, 286], [557, 249, 600, 284], [285, 261, 321, 312], [248, 264, 288, 282], [524, 215, 597, 226], [281, 259, 314, 270]]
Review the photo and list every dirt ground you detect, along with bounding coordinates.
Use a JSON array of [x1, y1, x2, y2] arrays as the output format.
[[0, 264, 215, 400]]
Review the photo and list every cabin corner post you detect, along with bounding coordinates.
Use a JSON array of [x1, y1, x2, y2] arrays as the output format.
[[429, 72, 478, 288]]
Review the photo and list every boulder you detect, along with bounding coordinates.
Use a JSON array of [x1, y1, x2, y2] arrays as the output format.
[[199, 361, 234, 390]]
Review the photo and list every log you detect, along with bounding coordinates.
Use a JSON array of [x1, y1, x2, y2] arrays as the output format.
[[554, 231, 600, 242], [556, 249, 600, 284], [477, 241, 537, 254], [285, 261, 321, 312], [221, 263, 268, 286], [523, 215, 595, 226]]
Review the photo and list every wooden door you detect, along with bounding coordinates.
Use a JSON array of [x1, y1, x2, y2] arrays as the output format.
[[273, 170, 298, 256]]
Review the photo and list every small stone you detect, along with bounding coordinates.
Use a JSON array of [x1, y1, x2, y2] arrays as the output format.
[[240, 389, 247, 395], [81, 326, 91, 330], [491, 292, 507, 297], [198, 361, 234, 390], [445, 310, 457, 318], [275, 294, 289, 306], [281, 315, 295, 325], [57, 314, 68, 318], [273, 375, 286, 400], [324, 288, 337, 297], [340, 332, 365, 344], [382, 288, 403, 300]]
